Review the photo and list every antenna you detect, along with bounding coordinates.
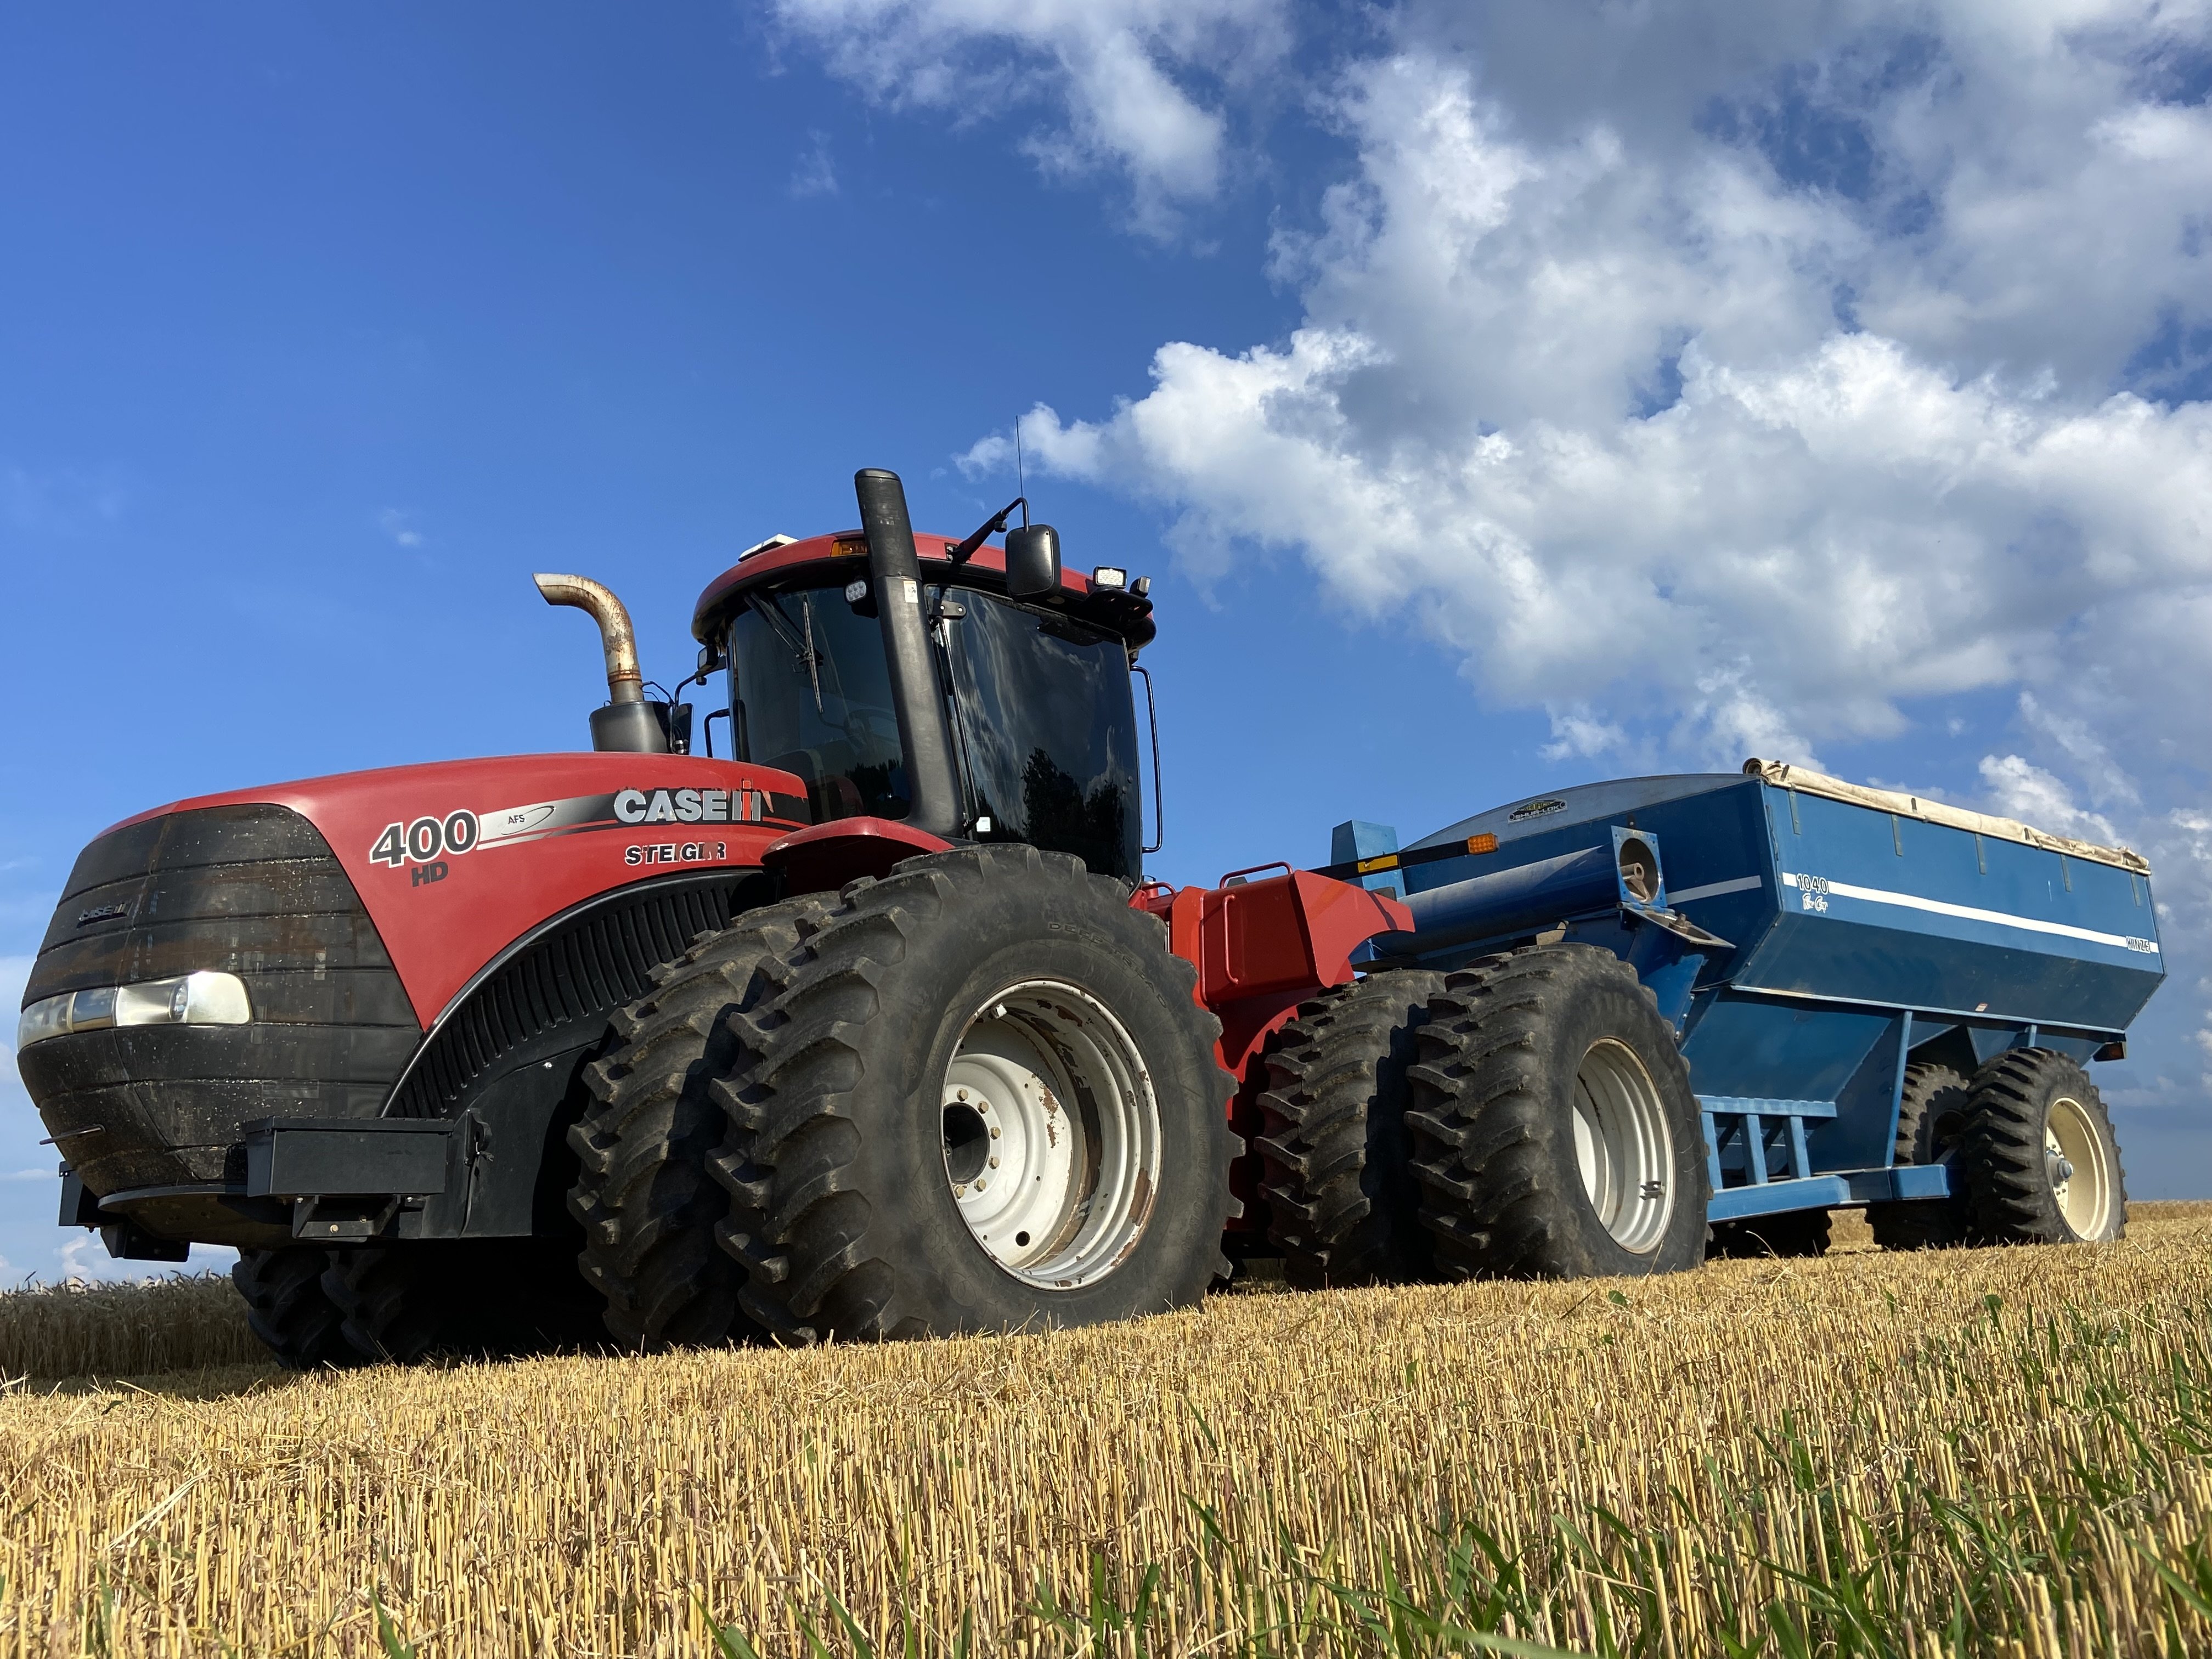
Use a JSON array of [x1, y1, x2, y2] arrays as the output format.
[[1014, 414, 1030, 527]]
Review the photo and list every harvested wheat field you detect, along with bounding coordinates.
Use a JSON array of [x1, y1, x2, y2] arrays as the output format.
[[6, 1206, 2212, 1657]]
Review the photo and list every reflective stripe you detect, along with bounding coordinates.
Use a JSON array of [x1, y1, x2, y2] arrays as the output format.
[[1669, 875, 1763, 904], [1780, 872, 2158, 955]]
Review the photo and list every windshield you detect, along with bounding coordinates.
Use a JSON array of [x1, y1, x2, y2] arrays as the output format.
[[727, 581, 1142, 881], [729, 588, 910, 821], [944, 592, 1141, 882]]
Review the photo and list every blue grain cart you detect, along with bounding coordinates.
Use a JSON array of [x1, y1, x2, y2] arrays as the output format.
[[1249, 761, 2162, 1285]]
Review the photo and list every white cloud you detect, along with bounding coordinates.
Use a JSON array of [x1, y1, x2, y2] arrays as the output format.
[[790, 128, 839, 198], [955, 12, 2212, 775], [769, 0, 1290, 229], [1977, 754, 2121, 844], [930, 5, 2212, 1113], [376, 508, 422, 549]]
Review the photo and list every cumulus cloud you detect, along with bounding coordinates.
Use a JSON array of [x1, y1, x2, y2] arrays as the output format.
[[936, 3, 2212, 1109], [769, 0, 1290, 229], [962, 23, 2212, 768]]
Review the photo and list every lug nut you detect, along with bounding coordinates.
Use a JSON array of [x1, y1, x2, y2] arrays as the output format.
[[989, 1155, 1000, 1169]]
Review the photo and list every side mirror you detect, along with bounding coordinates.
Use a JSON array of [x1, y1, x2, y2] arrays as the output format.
[[665, 701, 695, 756], [1003, 524, 1062, 599]]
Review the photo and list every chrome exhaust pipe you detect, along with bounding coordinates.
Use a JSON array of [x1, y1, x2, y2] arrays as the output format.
[[534, 572, 668, 753]]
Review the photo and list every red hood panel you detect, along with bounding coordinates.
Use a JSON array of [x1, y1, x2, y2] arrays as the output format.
[[115, 754, 809, 1026]]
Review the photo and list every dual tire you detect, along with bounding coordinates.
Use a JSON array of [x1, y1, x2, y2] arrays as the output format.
[[569, 846, 1237, 1345], [232, 1239, 605, 1369], [1255, 946, 1713, 1285], [1402, 945, 1712, 1278], [1872, 1048, 2126, 1249]]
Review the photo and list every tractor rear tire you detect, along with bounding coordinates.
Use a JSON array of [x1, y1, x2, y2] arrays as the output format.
[[708, 845, 1238, 1342], [1960, 1049, 2128, 1244], [1407, 944, 1710, 1279], [233, 1246, 357, 1369], [1255, 969, 1447, 1288], [567, 894, 836, 1350], [1869, 1063, 1975, 1250], [1708, 1209, 1831, 1259]]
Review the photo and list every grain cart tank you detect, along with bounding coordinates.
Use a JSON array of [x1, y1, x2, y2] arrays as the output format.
[[1246, 762, 2160, 1286]]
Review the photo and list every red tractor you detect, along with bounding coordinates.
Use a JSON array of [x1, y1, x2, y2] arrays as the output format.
[[19, 470, 1408, 1364]]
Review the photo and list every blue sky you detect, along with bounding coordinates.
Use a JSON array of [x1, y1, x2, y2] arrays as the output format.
[[4, 2, 2209, 1279]]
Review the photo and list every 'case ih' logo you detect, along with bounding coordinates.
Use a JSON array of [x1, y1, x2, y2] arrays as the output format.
[[369, 811, 480, 868]]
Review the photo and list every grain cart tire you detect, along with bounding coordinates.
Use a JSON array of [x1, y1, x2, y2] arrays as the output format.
[[233, 1246, 359, 1369], [1708, 1208, 1831, 1259], [1868, 1063, 1975, 1250], [567, 894, 839, 1350], [1255, 969, 1448, 1288], [1407, 944, 1710, 1279], [708, 845, 1238, 1342], [1960, 1049, 2128, 1244]]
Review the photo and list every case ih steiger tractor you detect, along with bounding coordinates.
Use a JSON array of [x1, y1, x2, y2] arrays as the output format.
[[18, 470, 1420, 1364]]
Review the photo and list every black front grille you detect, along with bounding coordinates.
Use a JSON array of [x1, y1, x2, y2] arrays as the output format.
[[387, 873, 760, 1118], [19, 805, 419, 1194]]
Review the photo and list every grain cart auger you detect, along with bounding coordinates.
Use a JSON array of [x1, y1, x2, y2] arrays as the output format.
[[19, 469, 1408, 1366]]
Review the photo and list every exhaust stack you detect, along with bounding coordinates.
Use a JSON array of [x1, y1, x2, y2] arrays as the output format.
[[854, 469, 964, 837], [533, 572, 669, 753]]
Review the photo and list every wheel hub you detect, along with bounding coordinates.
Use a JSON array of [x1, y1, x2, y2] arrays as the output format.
[[1569, 1037, 1675, 1254], [940, 980, 1162, 1290], [2044, 1096, 2113, 1240]]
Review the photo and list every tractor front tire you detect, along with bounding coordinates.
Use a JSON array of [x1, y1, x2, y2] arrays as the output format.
[[233, 1246, 357, 1370], [1255, 969, 1447, 1288], [1960, 1049, 2128, 1244], [322, 1240, 606, 1363], [709, 845, 1238, 1342], [1868, 1063, 1974, 1250], [567, 895, 835, 1350], [1407, 944, 1710, 1279]]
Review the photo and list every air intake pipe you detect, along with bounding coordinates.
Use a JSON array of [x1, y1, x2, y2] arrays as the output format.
[[533, 572, 669, 754], [854, 469, 964, 837]]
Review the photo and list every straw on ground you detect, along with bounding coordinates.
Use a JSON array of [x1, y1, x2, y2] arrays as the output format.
[[5, 1206, 2212, 1656]]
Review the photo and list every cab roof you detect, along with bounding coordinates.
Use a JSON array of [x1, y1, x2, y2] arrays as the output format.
[[691, 530, 1156, 651]]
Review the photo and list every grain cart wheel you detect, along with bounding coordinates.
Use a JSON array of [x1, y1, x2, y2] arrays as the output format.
[[567, 893, 838, 1350], [1708, 1209, 1831, 1259], [708, 845, 1237, 1342], [1406, 944, 1709, 1279], [1868, 1063, 1974, 1250], [233, 1246, 359, 1369], [1255, 969, 1447, 1288], [1960, 1049, 2128, 1244]]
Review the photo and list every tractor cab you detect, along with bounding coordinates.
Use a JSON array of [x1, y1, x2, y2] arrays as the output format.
[[685, 489, 1161, 881]]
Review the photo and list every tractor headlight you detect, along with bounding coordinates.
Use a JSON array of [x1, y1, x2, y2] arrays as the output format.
[[16, 970, 252, 1051]]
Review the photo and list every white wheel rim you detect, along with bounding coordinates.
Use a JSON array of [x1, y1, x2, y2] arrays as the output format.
[[1570, 1038, 1675, 1254], [2045, 1095, 2116, 1240], [941, 979, 1162, 1290]]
